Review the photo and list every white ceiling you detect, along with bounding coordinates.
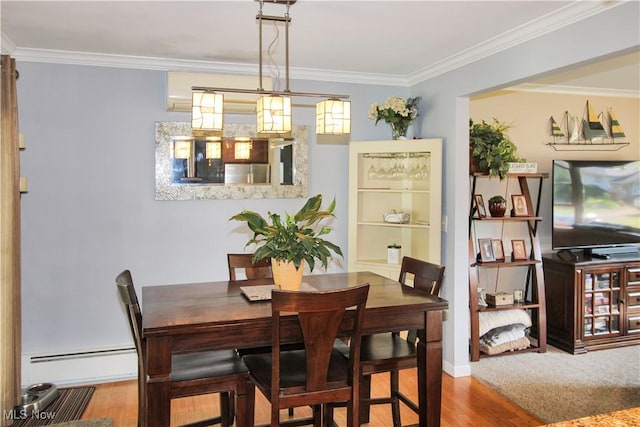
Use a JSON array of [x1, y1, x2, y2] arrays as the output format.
[[1, 0, 638, 94]]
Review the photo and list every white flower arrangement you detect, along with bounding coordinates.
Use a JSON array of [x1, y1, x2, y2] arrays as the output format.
[[368, 96, 420, 139]]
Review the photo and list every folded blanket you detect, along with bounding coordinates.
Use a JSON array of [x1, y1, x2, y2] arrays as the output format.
[[479, 309, 532, 337], [480, 336, 531, 355], [480, 323, 527, 347]]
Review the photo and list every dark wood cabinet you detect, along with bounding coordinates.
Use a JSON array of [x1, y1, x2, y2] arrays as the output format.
[[468, 173, 548, 361], [543, 253, 640, 354]]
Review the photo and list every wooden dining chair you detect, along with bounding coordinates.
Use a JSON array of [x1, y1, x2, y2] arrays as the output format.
[[330, 257, 445, 427], [227, 253, 273, 281], [242, 283, 370, 427], [115, 269, 255, 427]]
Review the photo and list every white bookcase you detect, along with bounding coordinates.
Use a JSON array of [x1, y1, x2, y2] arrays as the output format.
[[348, 139, 442, 280]]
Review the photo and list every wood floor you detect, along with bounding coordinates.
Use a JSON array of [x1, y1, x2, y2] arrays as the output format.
[[81, 369, 544, 426]]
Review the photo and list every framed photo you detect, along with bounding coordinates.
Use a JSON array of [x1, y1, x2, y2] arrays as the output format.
[[492, 239, 505, 260], [478, 238, 495, 262], [511, 194, 529, 217], [511, 239, 527, 260], [474, 195, 487, 218]]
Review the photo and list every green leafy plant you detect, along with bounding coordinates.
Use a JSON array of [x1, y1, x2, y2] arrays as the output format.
[[488, 195, 506, 204], [229, 194, 343, 271], [470, 118, 524, 179]]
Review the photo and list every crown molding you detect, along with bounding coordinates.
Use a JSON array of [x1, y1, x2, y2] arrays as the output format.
[[7, 45, 407, 86], [406, 0, 623, 86], [506, 83, 639, 99], [1, 1, 623, 88]]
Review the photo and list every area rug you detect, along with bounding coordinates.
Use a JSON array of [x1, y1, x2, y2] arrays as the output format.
[[13, 387, 95, 427], [471, 345, 640, 424]]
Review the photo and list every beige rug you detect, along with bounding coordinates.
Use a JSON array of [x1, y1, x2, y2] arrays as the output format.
[[471, 345, 640, 424]]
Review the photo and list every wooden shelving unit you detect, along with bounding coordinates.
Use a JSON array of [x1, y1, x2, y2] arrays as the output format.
[[468, 173, 548, 361]]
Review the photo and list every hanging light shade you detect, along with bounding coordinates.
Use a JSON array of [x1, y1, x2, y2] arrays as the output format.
[[316, 99, 351, 135], [173, 139, 192, 159], [192, 91, 224, 131], [257, 95, 292, 133], [234, 141, 252, 160], [205, 138, 222, 159]]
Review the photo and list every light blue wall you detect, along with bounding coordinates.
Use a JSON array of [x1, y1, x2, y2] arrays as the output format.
[[16, 63, 406, 356], [16, 0, 639, 381]]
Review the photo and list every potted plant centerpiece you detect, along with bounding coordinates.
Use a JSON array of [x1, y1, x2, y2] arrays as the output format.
[[470, 118, 524, 179], [230, 194, 343, 290]]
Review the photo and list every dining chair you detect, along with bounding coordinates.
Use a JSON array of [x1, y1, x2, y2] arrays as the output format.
[[227, 253, 273, 281], [330, 257, 445, 427], [242, 283, 370, 427], [115, 269, 254, 427]]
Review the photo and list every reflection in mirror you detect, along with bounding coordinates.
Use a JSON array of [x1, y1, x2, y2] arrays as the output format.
[[155, 122, 307, 200]]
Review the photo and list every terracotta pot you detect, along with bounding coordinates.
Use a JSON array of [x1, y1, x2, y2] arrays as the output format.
[[488, 199, 507, 217], [271, 259, 305, 290]]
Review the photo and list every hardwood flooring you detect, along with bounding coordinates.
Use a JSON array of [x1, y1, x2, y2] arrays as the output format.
[[81, 369, 544, 426]]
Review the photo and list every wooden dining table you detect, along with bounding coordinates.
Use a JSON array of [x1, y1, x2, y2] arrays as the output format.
[[142, 271, 448, 427]]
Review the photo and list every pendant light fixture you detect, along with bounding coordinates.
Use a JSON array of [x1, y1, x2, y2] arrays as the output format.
[[192, 91, 223, 131], [191, 0, 350, 136], [316, 98, 351, 134]]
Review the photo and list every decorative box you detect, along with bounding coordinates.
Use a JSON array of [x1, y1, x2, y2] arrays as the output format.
[[486, 292, 514, 306]]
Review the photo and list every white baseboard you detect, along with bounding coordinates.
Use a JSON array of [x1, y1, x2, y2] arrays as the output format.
[[443, 359, 471, 378], [21, 346, 137, 387]]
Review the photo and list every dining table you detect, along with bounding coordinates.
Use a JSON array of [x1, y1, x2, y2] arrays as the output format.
[[142, 270, 449, 427]]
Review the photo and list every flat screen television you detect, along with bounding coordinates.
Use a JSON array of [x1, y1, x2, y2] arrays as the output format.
[[552, 160, 640, 256]]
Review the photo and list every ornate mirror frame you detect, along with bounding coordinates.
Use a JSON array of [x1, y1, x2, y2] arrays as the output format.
[[155, 122, 308, 200]]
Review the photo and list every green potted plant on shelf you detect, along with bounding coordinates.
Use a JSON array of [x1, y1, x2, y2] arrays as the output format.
[[229, 194, 343, 289], [470, 118, 524, 179]]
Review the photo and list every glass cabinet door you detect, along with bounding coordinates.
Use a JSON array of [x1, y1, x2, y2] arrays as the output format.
[[583, 269, 622, 337]]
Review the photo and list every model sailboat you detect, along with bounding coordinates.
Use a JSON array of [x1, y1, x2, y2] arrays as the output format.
[[582, 100, 607, 140], [605, 107, 626, 139], [549, 116, 564, 139], [560, 110, 580, 143]]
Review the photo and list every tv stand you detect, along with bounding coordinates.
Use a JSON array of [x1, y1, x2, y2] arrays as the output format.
[[543, 252, 640, 354]]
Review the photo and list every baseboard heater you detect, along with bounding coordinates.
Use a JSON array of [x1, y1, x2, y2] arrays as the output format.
[[29, 346, 135, 363]]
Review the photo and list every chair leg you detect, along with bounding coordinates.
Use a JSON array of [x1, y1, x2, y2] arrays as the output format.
[[219, 392, 230, 427], [390, 369, 401, 427], [312, 404, 322, 427], [360, 375, 372, 424], [322, 404, 334, 427]]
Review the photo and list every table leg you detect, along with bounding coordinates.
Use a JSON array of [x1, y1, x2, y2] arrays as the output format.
[[417, 310, 443, 427], [145, 336, 172, 427]]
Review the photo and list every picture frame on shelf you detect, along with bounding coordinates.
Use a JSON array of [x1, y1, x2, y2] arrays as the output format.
[[511, 194, 529, 217], [511, 239, 527, 260], [474, 195, 486, 218], [492, 239, 505, 260], [478, 238, 495, 262]]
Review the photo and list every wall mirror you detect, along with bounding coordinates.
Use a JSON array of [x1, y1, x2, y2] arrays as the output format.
[[155, 122, 308, 200]]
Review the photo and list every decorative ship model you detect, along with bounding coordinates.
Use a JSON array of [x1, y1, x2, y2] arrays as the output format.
[[547, 100, 628, 151]]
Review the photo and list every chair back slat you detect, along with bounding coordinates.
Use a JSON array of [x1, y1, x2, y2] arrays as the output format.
[[227, 253, 273, 280], [398, 257, 445, 344], [398, 256, 445, 296], [271, 284, 370, 393]]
